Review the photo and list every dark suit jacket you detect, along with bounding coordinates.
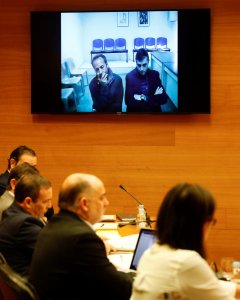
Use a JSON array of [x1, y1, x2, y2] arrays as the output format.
[[30, 209, 134, 300], [0, 202, 45, 277], [125, 68, 168, 112], [0, 168, 54, 220], [0, 169, 9, 196], [89, 68, 123, 112]]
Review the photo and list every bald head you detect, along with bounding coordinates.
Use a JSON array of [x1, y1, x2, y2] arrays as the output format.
[[58, 173, 109, 224]]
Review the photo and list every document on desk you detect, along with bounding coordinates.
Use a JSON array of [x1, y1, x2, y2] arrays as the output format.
[[108, 234, 139, 271], [108, 252, 134, 271], [107, 233, 139, 251]]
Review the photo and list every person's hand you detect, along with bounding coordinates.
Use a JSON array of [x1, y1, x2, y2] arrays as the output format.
[[134, 94, 146, 101], [40, 216, 48, 225], [98, 72, 108, 84], [154, 86, 163, 95]]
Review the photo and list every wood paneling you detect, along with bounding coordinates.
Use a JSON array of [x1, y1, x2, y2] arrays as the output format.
[[0, 0, 240, 265]]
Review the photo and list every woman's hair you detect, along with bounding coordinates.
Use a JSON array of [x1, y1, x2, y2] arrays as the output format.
[[156, 183, 216, 258]]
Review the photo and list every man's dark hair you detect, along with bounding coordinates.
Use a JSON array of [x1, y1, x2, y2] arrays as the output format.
[[91, 54, 108, 66], [135, 48, 149, 62], [8, 146, 37, 169], [15, 174, 51, 204], [6, 162, 39, 190], [156, 183, 216, 259]]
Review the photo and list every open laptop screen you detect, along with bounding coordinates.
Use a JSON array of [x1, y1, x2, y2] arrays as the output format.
[[130, 228, 157, 270]]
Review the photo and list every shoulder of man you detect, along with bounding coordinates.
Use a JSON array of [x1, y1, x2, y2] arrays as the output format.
[[126, 68, 137, 78], [3, 203, 44, 227], [148, 68, 160, 78]]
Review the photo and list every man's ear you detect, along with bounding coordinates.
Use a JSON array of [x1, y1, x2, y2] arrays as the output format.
[[9, 178, 17, 191], [22, 197, 33, 209], [79, 196, 89, 212], [9, 158, 17, 169]]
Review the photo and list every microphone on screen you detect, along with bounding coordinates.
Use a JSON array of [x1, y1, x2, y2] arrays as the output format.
[[119, 184, 152, 227]]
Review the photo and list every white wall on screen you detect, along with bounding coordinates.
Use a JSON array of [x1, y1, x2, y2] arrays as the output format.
[[61, 11, 178, 68]]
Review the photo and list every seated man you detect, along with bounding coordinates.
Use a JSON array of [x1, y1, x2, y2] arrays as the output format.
[[89, 54, 123, 112], [125, 48, 168, 112], [0, 162, 39, 220], [0, 145, 37, 196], [0, 174, 52, 277], [0, 145, 54, 220], [30, 173, 135, 300]]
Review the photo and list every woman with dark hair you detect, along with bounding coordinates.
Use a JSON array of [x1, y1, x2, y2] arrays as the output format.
[[130, 183, 240, 300]]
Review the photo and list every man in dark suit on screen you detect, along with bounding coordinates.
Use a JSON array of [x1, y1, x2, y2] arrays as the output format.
[[30, 173, 134, 300], [125, 48, 168, 112]]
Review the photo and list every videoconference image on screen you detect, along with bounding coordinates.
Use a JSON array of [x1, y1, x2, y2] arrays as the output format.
[[61, 11, 178, 114], [31, 9, 210, 114]]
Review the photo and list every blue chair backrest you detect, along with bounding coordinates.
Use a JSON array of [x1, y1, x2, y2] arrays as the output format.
[[145, 37, 156, 49], [115, 38, 126, 50], [157, 37, 167, 47], [134, 37, 144, 49], [104, 38, 114, 50], [92, 39, 103, 51]]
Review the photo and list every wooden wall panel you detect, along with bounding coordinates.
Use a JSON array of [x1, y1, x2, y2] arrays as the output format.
[[0, 0, 240, 265]]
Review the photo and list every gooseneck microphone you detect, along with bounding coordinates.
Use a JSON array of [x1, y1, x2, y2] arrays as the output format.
[[119, 184, 152, 227], [119, 184, 143, 206]]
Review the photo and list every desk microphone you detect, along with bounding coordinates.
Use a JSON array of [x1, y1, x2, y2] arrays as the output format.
[[119, 184, 143, 206], [119, 184, 152, 227]]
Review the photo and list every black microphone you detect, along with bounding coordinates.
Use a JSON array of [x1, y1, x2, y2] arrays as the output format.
[[119, 184, 152, 227], [119, 184, 143, 206]]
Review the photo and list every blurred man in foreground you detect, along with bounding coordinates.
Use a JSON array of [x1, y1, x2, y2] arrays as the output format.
[[30, 173, 134, 300]]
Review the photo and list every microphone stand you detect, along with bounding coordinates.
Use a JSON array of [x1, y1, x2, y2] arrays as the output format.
[[119, 184, 153, 227]]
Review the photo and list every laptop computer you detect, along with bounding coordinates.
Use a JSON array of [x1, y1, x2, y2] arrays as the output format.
[[108, 228, 157, 271], [129, 228, 157, 270]]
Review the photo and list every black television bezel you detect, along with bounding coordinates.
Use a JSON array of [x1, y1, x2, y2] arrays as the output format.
[[30, 9, 211, 115]]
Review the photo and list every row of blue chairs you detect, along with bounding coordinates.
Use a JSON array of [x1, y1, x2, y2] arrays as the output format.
[[92, 37, 169, 51], [91, 37, 170, 62], [92, 38, 127, 51]]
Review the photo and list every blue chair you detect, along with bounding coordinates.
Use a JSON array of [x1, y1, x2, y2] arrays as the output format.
[[156, 37, 170, 51], [145, 37, 156, 51], [92, 39, 103, 51], [104, 38, 114, 51], [115, 38, 126, 50], [133, 37, 144, 61], [90, 39, 104, 63], [65, 57, 89, 94]]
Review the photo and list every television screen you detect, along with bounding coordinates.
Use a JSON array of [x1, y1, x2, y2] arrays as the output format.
[[31, 9, 210, 114]]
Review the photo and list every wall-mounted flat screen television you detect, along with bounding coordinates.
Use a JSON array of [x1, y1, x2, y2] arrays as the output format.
[[31, 9, 210, 114]]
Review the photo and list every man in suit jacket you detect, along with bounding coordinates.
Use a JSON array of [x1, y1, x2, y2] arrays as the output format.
[[0, 145, 37, 196], [0, 145, 54, 220], [0, 162, 39, 220], [0, 174, 52, 277], [125, 48, 168, 112], [30, 173, 135, 300]]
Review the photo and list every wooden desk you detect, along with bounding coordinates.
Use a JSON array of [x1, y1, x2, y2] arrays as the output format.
[[118, 224, 140, 237]]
